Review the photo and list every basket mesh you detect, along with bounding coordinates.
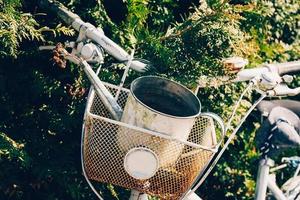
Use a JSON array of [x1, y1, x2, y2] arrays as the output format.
[[83, 83, 218, 199]]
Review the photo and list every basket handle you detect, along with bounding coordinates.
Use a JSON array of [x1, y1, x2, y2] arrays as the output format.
[[182, 112, 225, 200], [199, 112, 226, 148]]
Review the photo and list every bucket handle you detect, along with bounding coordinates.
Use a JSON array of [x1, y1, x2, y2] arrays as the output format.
[[198, 112, 226, 149]]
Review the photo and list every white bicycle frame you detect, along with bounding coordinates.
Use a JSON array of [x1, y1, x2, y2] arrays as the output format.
[[255, 157, 300, 200], [256, 158, 287, 200]]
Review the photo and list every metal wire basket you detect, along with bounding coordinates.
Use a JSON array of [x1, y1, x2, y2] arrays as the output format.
[[82, 82, 224, 200]]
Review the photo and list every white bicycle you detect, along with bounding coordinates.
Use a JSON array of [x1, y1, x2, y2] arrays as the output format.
[[39, 1, 300, 199], [254, 100, 300, 200]]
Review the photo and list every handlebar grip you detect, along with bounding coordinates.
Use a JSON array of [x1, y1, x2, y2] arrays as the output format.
[[39, 0, 80, 26], [234, 60, 300, 82], [130, 60, 148, 72], [267, 60, 300, 75]]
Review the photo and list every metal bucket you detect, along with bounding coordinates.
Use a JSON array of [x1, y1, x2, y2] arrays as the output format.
[[119, 76, 201, 168]]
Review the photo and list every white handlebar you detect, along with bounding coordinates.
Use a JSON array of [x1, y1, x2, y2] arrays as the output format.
[[270, 61, 300, 75], [75, 20, 147, 72], [233, 60, 300, 83], [40, 0, 148, 72], [234, 67, 269, 82]]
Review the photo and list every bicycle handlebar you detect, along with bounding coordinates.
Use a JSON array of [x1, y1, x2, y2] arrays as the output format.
[[234, 60, 300, 82], [271, 61, 300, 75], [40, 0, 300, 96], [39, 0, 147, 72]]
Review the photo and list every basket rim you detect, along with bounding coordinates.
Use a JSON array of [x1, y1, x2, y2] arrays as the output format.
[[85, 111, 218, 152]]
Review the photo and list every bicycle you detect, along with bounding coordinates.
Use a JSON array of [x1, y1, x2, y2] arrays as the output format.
[[254, 100, 300, 200], [39, 1, 300, 199]]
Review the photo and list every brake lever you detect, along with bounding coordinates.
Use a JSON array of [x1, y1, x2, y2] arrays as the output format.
[[249, 69, 300, 97], [266, 84, 300, 97], [40, 40, 105, 64]]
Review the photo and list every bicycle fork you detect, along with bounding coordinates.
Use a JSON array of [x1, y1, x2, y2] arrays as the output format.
[[254, 157, 287, 200]]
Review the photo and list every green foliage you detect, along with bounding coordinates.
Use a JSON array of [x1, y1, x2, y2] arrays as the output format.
[[147, 0, 178, 30], [0, 132, 29, 166], [0, 0, 44, 57], [136, 2, 250, 86], [240, 0, 300, 64], [0, 0, 75, 58]]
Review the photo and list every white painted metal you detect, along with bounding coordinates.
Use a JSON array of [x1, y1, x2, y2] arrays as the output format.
[[197, 60, 300, 88], [183, 191, 203, 200], [124, 147, 159, 180], [191, 93, 266, 195], [71, 19, 147, 72], [83, 83, 221, 200], [79, 60, 123, 120], [88, 112, 218, 151], [267, 83, 300, 96], [115, 49, 135, 101], [255, 158, 275, 200], [294, 165, 300, 178], [267, 174, 288, 200], [129, 190, 148, 200], [59, 50, 123, 120], [81, 85, 105, 200], [80, 43, 104, 63]]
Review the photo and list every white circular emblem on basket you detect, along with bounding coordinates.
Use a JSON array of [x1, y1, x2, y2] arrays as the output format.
[[124, 147, 159, 180]]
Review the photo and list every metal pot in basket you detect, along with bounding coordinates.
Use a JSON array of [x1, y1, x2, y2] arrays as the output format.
[[119, 76, 201, 170]]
